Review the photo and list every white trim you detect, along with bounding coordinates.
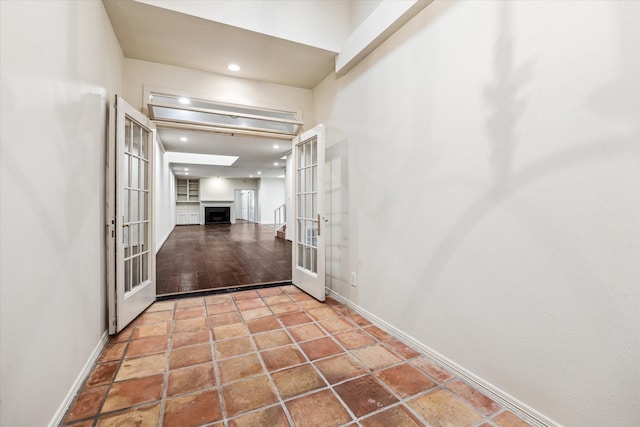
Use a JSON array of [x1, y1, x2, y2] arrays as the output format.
[[326, 289, 560, 427], [48, 331, 109, 427]]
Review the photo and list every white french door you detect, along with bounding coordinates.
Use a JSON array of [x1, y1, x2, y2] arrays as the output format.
[[108, 95, 156, 334], [292, 124, 326, 301]]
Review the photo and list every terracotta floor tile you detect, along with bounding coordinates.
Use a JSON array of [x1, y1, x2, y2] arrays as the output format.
[[109, 323, 135, 343], [145, 300, 175, 312], [208, 302, 237, 315], [335, 329, 377, 349], [175, 306, 206, 320], [352, 345, 402, 371], [163, 389, 222, 427], [363, 325, 393, 342], [297, 300, 325, 310], [493, 410, 533, 427], [175, 297, 204, 309], [361, 405, 425, 427], [98, 342, 126, 363], [411, 357, 454, 383], [307, 306, 339, 320], [234, 290, 260, 300], [170, 343, 212, 370], [64, 385, 109, 423], [206, 294, 232, 305], [289, 323, 326, 342], [237, 298, 266, 310], [256, 287, 284, 297], [318, 317, 354, 334], [222, 375, 278, 416], [215, 336, 254, 359], [299, 337, 344, 360], [132, 322, 170, 339], [64, 286, 524, 427], [270, 302, 300, 314], [254, 329, 292, 350], [65, 419, 94, 427], [139, 310, 174, 325], [212, 323, 249, 340], [348, 313, 372, 327], [85, 362, 119, 388], [116, 353, 167, 381], [261, 345, 306, 371], [228, 404, 290, 427], [167, 363, 216, 397], [384, 338, 421, 359], [271, 364, 326, 400], [333, 375, 398, 417], [314, 354, 367, 384], [172, 329, 210, 348], [218, 353, 264, 383], [408, 389, 482, 427], [241, 306, 273, 321], [286, 389, 352, 427], [174, 317, 207, 332], [278, 311, 313, 327], [209, 311, 242, 326], [247, 316, 281, 333], [447, 380, 501, 416], [95, 403, 160, 427], [263, 294, 292, 305], [375, 364, 436, 398], [125, 335, 169, 358], [101, 375, 163, 413]]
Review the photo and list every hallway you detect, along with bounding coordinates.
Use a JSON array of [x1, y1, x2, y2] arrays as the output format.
[[62, 286, 532, 426], [156, 222, 292, 295]]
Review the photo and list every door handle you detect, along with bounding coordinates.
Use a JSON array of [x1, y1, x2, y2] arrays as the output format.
[[317, 214, 320, 236]]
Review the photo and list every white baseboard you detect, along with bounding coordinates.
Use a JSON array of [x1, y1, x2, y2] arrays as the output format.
[[155, 225, 175, 254], [326, 289, 560, 427], [49, 331, 109, 427]]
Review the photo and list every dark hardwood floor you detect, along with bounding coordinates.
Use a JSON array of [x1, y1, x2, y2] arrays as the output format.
[[156, 221, 292, 295]]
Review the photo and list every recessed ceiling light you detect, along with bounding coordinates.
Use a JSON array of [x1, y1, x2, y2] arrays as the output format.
[[228, 63, 240, 72], [180, 137, 188, 142], [273, 162, 279, 166], [184, 168, 189, 171], [249, 175, 253, 178], [185, 172, 189, 175], [178, 97, 190, 105], [257, 171, 262, 175], [278, 174, 285, 178], [273, 144, 279, 149], [281, 155, 287, 160]]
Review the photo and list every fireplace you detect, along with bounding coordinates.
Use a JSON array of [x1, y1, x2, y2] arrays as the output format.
[[205, 207, 231, 224]]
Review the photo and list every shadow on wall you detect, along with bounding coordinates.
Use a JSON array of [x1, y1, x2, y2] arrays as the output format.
[[403, 1, 638, 318], [325, 137, 350, 295]]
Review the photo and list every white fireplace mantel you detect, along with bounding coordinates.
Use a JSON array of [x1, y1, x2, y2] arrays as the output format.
[[200, 201, 235, 225]]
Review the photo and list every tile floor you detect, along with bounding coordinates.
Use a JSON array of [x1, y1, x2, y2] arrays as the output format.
[[62, 286, 533, 427]]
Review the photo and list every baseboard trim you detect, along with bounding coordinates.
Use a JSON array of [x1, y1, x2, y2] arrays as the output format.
[[326, 289, 560, 427], [155, 225, 175, 254], [49, 331, 109, 427]]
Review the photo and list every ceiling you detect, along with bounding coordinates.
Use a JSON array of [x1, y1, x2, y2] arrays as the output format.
[[103, 0, 336, 180], [159, 128, 290, 179], [103, 0, 337, 89]]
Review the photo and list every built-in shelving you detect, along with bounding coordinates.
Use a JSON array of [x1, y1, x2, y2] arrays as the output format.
[[176, 179, 199, 202]]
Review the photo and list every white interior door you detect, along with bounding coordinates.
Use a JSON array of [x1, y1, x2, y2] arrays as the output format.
[[292, 124, 325, 301], [108, 95, 156, 334]]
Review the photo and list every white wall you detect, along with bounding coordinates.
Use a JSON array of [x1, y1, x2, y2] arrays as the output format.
[[200, 177, 259, 201], [154, 133, 175, 251], [123, 59, 313, 129], [0, 1, 123, 425], [313, 1, 640, 426], [258, 178, 286, 225]]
